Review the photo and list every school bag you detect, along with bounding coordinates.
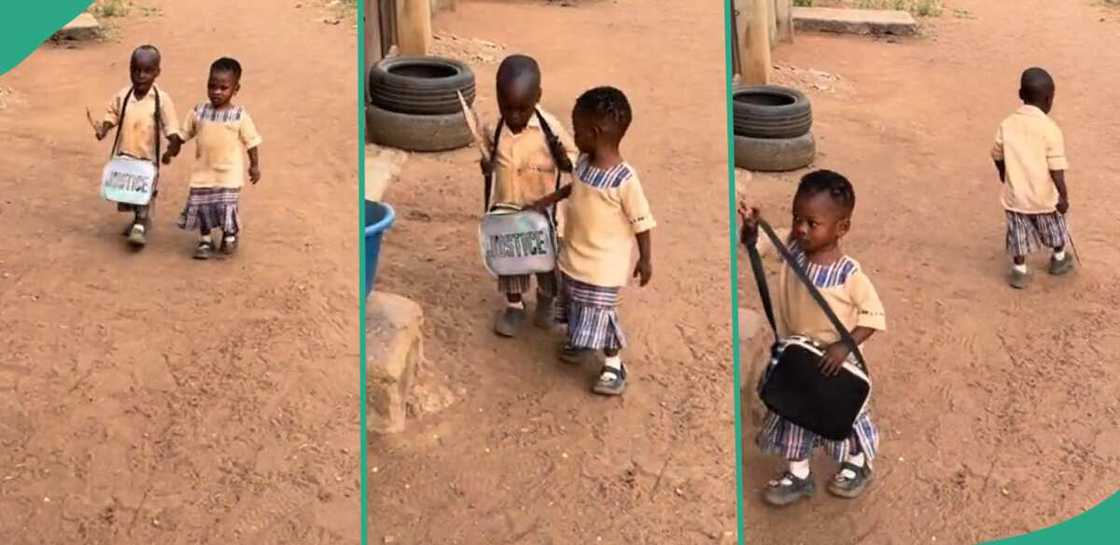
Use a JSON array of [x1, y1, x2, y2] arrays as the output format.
[[746, 219, 872, 441], [478, 110, 572, 277], [100, 86, 162, 206]]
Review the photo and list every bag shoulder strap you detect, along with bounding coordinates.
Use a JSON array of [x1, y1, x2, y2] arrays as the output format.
[[109, 87, 132, 159], [109, 86, 162, 173], [747, 220, 869, 374]]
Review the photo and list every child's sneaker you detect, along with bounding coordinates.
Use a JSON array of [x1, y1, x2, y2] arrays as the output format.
[[763, 471, 816, 506], [592, 363, 626, 396], [1009, 267, 1029, 289], [827, 462, 873, 499], [1049, 253, 1074, 276], [127, 223, 148, 247], [494, 306, 527, 337], [194, 240, 214, 260], [221, 235, 238, 256]]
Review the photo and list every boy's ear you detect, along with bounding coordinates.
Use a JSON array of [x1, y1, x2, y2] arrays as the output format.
[[837, 217, 852, 238]]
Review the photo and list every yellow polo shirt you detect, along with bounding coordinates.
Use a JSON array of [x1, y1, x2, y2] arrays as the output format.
[[483, 107, 578, 208], [558, 157, 656, 288], [180, 103, 263, 189], [991, 105, 1069, 214], [102, 85, 181, 162], [776, 243, 886, 346]]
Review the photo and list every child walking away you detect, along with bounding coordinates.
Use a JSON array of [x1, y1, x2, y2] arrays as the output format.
[[482, 54, 577, 336], [530, 87, 655, 396], [992, 67, 1073, 289], [94, 45, 182, 247], [739, 170, 886, 506], [165, 57, 262, 259]]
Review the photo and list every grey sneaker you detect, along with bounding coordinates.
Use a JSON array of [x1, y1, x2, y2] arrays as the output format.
[[533, 295, 555, 329], [494, 306, 527, 337], [1009, 267, 1029, 289], [827, 462, 873, 499], [1049, 253, 1074, 276], [127, 223, 147, 247], [763, 471, 816, 507]]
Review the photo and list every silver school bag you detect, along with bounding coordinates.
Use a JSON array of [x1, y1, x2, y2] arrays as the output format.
[[478, 110, 572, 278]]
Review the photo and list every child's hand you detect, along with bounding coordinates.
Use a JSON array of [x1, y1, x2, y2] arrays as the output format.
[[94, 122, 110, 141], [249, 165, 261, 184], [1057, 197, 1070, 215], [819, 343, 850, 377], [161, 150, 174, 165], [479, 157, 495, 177], [737, 201, 760, 247], [633, 258, 652, 287]]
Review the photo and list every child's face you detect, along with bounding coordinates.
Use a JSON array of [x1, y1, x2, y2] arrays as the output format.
[[572, 111, 598, 155], [208, 70, 240, 107], [790, 191, 850, 255], [497, 82, 539, 133], [130, 53, 161, 93]]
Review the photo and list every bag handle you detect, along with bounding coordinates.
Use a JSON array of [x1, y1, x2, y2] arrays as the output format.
[[746, 219, 868, 374]]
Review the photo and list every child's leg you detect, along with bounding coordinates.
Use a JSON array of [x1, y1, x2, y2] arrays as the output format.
[[1038, 212, 1074, 275], [591, 315, 627, 396], [1005, 211, 1034, 287], [828, 413, 878, 499], [532, 271, 558, 328], [494, 275, 530, 337]]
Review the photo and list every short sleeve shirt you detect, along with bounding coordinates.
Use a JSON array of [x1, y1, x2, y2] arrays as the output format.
[[483, 107, 578, 208], [180, 103, 263, 189], [991, 105, 1069, 214], [102, 85, 181, 163], [558, 156, 656, 288], [776, 241, 887, 346]]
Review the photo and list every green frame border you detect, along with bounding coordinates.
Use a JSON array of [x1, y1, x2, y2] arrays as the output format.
[[357, 2, 369, 545]]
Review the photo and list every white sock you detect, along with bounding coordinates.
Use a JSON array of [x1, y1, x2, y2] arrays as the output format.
[[1054, 250, 1067, 261], [507, 300, 525, 309], [604, 355, 622, 370], [200, 234, 212, 243], [789, 459, 810, 480], [1012, 263, 1027, 274]]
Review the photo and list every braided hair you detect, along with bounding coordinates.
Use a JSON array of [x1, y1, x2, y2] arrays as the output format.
[[796, 169, 856, 214]]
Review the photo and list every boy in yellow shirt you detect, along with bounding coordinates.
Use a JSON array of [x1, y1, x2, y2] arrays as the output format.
[[530, 86, 655, 396], [164, 57, 262, 259], [481, 54, 577, 336], [992, 67, 1073, 289], [93, 45, 183, 247]]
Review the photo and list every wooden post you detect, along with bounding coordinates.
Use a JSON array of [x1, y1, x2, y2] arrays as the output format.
[[743, 0, 772, 85], [775, 0, 794, 43], [768, 0, 778, 49], [730, 4, 742, 78], [396, 0, 432, 55], [367, 1, 381, 74]]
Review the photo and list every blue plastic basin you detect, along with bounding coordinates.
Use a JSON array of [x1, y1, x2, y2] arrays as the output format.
[[364, 200, 395, 298]]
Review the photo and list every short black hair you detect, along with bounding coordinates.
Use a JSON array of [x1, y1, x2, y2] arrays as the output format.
[[1020, 67, 1054, 103], [211, 57, 243, 81], [574, 86, 632, 136], [496, 54, 541, 90], [132, 44, 161, 63], [796, 169, 855, 214]]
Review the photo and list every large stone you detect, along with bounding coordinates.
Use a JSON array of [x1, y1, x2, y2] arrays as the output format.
[[793, 7, 917, 36], [367, 292, 424, 434], [53, 13, 101, 41], [365, 144, 407, 202]]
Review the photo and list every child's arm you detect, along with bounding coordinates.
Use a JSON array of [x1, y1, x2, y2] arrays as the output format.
[[1051, 170, 1068, 213], [737, 201, 760, 248], [248, 147, 261, 184], [527, 184, 572, 211], [96, 94, 120, 141], [993, 159, 1006, 183], [991, 124, 1006, 183], [633, 230, 652, 287], [820, 327, 876, 376]]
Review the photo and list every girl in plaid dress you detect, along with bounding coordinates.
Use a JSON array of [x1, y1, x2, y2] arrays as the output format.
[[740, 170, 887, 506], [530, 87, 655, 396]]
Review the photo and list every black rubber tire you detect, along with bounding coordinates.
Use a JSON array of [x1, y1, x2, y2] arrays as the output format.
[[732, 85, 812, 139], [734, 132, 816, 172], [367, 102, 472, 152], [369, 56, 476, 116]]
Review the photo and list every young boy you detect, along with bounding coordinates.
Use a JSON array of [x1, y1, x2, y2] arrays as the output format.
[[164, 57, 262, 259], [739, 170, 886, 506], [94, 44, 182, 246], [992, 67, 1073, 289], [481, 54, 577, 337], [529, 86, 655, 396]]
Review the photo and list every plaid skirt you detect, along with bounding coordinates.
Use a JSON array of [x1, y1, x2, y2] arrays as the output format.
[[178, 187, 242, 234], [757, 408, 880, 468], [497, 271, 558, 297], [1006, 211, 1068, 257], [557, 273, 626, 351]]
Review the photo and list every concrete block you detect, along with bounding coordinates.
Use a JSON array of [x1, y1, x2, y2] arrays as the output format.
[[367, 292, 424, 434], [365, 144, 408, 202], [53, 13, 101, 41], [793, 7, 917, 36]]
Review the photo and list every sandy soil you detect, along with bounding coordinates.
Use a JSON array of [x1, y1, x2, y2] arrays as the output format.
[[0, 2, 359, 543], [369, 1, 736, 543], [739, 1, 1120, 543]]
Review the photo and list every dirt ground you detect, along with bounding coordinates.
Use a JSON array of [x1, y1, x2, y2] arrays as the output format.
[[740, 1, 1120, 543], [369, 1, 736, 544], [0, 2, 359, 543]]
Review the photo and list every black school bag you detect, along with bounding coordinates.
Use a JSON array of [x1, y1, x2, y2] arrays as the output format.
[[482, 109, 573, 216], [746, 219, 872, 441]]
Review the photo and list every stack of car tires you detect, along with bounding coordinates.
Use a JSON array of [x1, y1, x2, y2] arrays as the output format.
[[367, 56, 476, 152], [732, 85, 816, 172]]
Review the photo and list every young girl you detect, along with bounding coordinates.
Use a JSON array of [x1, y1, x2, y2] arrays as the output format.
[[95, 44, 183, 247], [530, 86, 655, 396], [739, 170, 886, 506], [163, 57, 262, 259]]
